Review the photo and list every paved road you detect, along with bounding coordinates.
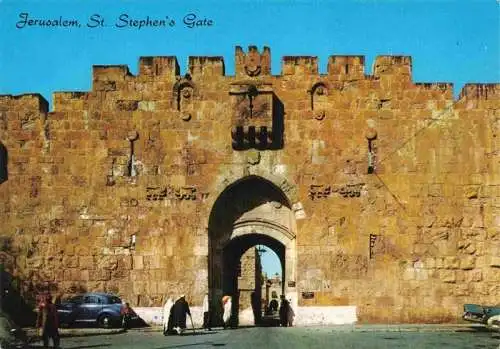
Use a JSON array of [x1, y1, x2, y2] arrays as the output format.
[[28, 325, 499, 349]]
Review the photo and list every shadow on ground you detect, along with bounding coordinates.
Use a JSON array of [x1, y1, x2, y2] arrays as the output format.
[[153, 342, 227, 349], [27, 345, 112, 349], [455, 326, 498, 333]]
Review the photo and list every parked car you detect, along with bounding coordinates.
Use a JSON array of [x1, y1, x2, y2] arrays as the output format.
[[57, 292, 134, 328], [463, 303, 500, 331], [0, 311, 29, 349]]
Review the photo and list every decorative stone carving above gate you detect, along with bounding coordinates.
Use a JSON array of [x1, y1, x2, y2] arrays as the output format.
[[235, 46, 271, 78], [230, 83, 284, 150]]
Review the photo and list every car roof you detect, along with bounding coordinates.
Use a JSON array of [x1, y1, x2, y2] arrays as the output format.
[[81, 292, 120, 298]]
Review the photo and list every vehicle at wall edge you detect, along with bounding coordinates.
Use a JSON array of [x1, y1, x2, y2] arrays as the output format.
[[463, 303, 500, 331], [56, 292, 135, 328]]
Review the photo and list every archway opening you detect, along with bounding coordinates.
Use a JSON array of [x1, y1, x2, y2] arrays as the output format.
[[260, 246, 282, 278], [223, 233, 284, 327], [208, 175, 296, 327]]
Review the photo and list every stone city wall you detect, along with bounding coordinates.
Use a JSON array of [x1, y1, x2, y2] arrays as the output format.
[[0, 46, 498, 324]]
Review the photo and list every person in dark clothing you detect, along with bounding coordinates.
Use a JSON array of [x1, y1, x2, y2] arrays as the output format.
[[171, 295, 191, 335], [279, 295, 289, 327], [202, 293, 211, 331], [37, 295, 60, 349], [121, 302, 133, 331], [269, 298, 279, 313]]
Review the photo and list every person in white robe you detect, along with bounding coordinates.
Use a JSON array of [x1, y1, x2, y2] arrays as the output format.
[[222, 295, 232, 329], [287, 298, 295, 327], [162, 296, 174, 335]]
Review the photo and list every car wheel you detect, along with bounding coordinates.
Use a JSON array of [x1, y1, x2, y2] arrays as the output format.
[[97, 314, 114, 328], [487, 315, 500, 331]]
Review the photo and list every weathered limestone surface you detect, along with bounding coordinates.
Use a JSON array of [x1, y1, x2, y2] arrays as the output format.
[[0, 46, 498, 323]]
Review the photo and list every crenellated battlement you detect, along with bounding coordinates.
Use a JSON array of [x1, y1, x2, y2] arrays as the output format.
[[373, 55, 412, 81], [189, 56, 225, 78], [92, 65, 133, 91], [1, 47, 498, 105], [414, 82, 453, 91], [0, 94, 47, 141], [282, 56, 318, 76], [458, 83, 499, 100], [327, 55, 365, 80], [0, 93, 48, 113], [138, 56, 180, 79], [93, 65, 132, 81]]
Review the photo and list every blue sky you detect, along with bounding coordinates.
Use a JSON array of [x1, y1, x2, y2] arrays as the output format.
[[260, 246, 282, 277], [0, 0, 498, 108]]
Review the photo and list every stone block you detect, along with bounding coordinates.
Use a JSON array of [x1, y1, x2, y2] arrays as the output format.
[[454, 284, 469, 296], [80, 270, 89, 281], [488, 256, 500, 268], [90, 269, 111, 281], [402, 267, 415, 281], [423, 257, 436, 269], [133, 256, 144, 270], [466, 269, 482, 282], [63, 256, 79, 268], [464, 185, 480, 199], [79, 256, 94, 269], [415, 268, 429, 281], [63, 269, 80, 281], [428, 184, 443, 197], [444, 257, 459, 269], [439, 270, 456, 283], [483, 268, 500, 282], [460, 256, 476, 270]]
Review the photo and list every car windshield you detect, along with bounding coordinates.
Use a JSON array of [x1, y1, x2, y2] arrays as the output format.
[[70, 296, 83, 303], [108, 296, 122, 304]]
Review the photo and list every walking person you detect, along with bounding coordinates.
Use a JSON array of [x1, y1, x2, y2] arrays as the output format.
[[163, 295, 175, 335], [120, 302, 133, 331], [37, 294, 60, 349], [171, 295, 192, 335], [202, 293, 212, 331], [269, 297, 279, 313], [222, 295, 232, 329], [278, 295, 289, 327], [287, 298, 295, 327]]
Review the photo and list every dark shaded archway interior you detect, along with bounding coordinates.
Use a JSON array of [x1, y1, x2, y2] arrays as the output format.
[[0, 142, 7, 184], [208, 175, 291, 238], [207, 176, 290, 326]]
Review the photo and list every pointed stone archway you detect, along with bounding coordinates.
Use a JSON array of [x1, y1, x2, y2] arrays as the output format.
[[208, 175, 297, 326]]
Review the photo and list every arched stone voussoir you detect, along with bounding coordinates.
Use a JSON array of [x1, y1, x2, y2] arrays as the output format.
[[211, 172, 299, 209], [231, 219, 296, 244]]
